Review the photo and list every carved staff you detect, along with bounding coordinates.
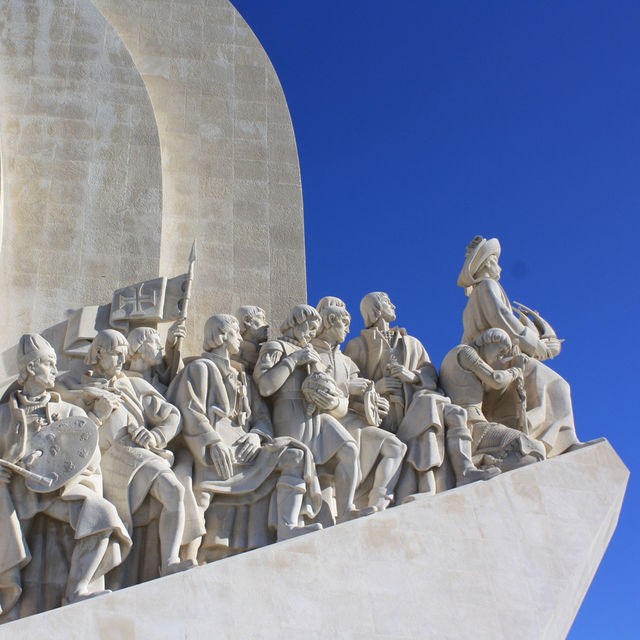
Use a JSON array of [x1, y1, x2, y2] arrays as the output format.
[[168, 241, 196, 380], [0, 458, 54, 488]]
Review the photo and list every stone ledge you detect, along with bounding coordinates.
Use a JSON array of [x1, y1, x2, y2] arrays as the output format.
[[0, 440, 628, 640]]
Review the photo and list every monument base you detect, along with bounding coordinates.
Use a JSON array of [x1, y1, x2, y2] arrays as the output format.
[[0, 440, 627, 640]]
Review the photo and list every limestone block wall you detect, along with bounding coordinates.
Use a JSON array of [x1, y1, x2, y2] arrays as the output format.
[[0, 0, 306, 378], [0, 0, 163, 374]]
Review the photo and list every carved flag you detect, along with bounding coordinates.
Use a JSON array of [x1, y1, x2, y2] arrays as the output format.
[[109, 273, 190, 330]]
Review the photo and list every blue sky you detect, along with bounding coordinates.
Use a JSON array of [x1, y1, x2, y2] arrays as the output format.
[[233, 1, 639, 636]]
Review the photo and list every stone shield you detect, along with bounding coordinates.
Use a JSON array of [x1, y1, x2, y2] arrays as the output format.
[[25, 416, 99, 493]]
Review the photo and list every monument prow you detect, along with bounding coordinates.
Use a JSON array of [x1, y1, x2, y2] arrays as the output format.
[[0, 440, 627, 640]]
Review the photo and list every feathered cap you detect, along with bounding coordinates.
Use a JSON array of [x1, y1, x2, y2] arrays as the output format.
[[457, 236, 501, 295]]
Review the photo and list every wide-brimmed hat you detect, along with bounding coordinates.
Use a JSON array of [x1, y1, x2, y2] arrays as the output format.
[[457, 236, 501, 293]]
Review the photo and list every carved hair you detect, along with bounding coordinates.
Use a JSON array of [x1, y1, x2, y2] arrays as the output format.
[[203, 314, 239, 351], [236, 305, 265, 332], [316, 296, 346, 313], [473, 328, 512, 350], [360, 292, 388, 328], [317, 304, 351, 335], [127, 327, 160, 357], [279, 305, 321, 334], [85, 329, 129, 366]]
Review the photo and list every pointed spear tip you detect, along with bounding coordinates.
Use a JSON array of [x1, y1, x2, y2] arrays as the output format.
[[189, 239, 197, 262]]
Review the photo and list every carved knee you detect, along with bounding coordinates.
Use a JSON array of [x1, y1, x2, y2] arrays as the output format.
[[154, 472, 185, 510], [278, 448, 305, 474]]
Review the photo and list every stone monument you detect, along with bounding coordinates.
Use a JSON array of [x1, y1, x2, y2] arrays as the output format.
[[0, 1, 628, 638]]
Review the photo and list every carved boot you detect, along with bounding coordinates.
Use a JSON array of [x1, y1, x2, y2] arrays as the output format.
[[276, 475, 322, 540], [449, 435, 500, 487]]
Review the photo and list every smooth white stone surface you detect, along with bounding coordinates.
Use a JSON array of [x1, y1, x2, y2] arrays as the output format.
[[0, 439, 627, 639]]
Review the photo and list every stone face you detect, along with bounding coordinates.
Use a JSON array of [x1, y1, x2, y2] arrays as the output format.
[[0, 439, 627, 639]]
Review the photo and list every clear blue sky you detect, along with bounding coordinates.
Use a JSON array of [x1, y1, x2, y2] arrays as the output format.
[[233, 1, 638, 636]]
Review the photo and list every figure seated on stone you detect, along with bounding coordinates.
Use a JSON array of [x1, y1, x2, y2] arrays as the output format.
[[57, 330, 196, 586], [254, 304, 374, 524], [0, 334, 131, 620], [167, 314, 322, 563], [126, 320, 186, 395], [232, 305, 269, 373], [457, 236, 581, 456], [344, 292, 500, 503], [439, 328, 546, 471], [312, 298, 406, 512]]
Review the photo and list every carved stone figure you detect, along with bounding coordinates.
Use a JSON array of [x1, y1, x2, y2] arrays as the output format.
[[439, 328, 546, 471], [0, 335, 131, 619], [58, 330, 194, 584], [232, 306, 269, 372], [457, 236, 580, 455], [254, 305, 373, 523], [125, 320, 186, 395], [312, 300, 406, 511], [344, 292, 499, 502], [167, 314, 322, 563]]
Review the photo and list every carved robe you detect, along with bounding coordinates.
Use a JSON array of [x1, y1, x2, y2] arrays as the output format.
[[253, 339, 356, 465], [439, 344, 546, 467], [344, 327, 456, 491], [166, 353, 321, 558], [312, 338, 403, 485], [461, 278, 579, 455], [0, 392, 130, 619]]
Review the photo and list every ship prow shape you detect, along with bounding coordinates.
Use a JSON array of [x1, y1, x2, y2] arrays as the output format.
[[0, 440, 627, 640]]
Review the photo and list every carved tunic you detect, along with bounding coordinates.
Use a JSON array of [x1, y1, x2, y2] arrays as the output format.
[[312, 338, 402, 482], [0, 392, 131, 617], [254, 339, 356, 465], [461, 278, 579, 455]]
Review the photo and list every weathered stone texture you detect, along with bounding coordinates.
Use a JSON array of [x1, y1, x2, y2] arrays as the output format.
[[0, 0, 163, 377], [0, 440, 627, 639], [91, 0, 306, 355]]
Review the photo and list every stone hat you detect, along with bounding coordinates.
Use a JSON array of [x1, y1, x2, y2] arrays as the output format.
[[457, 236, 501, 293], [17, 333, 56, 368]]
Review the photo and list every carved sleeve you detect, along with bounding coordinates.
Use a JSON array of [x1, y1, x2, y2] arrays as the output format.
[[253, 341, 290, 397], [457, 345, 518, 390]]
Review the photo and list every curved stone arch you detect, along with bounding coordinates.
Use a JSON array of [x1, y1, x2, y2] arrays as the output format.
[[91, 0, 307, 354], [0, 0, 163, 379]]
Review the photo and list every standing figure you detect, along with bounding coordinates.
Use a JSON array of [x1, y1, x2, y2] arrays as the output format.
[[439, 328, 546, 471], [126, 320, 186, 394], [58, 330, 193, 584], [345, 292, 499, 502], [457, 236, 580, 455], [0, 334, 130, 619], [232, 306, 269, 373], [167, 314, 321, 563], [254, 305, 371, 523], [312, 300, 406, 511]]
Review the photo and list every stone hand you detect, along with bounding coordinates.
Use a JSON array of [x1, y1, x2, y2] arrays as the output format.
[[347, 377, 370, 396], [235, 432, 261, 463], [293, 346, 321, 368], [207, 442, 234, 480], [0, 465, 12, 485], [87, 391, 120, 422], [387, 364, 418, 384], [308, 387, 340, 411], [131, 426, 155, 448], [167, 319, 187, 347], [543, 337, 562, 358], [375, 395, 390, 416], [375, 376, 402, 396], [511, 353, 529, 369]]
